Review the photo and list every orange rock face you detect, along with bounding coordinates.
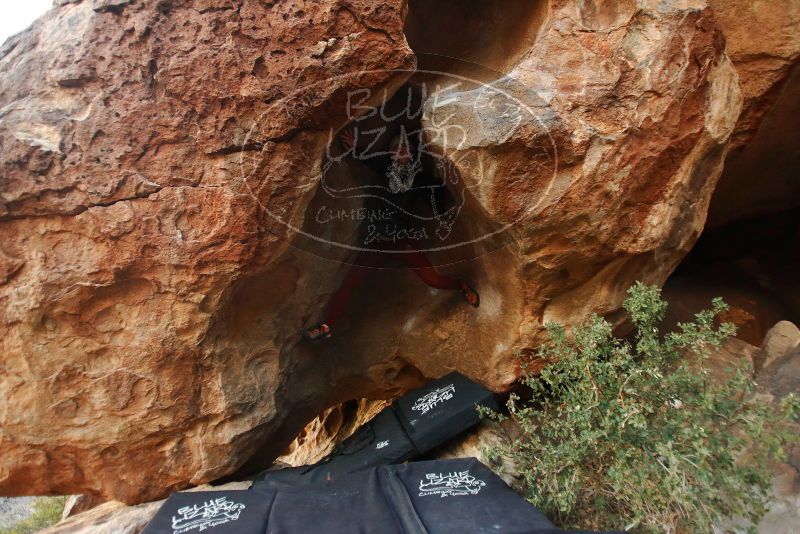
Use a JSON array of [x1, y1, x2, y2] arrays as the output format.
[[707, 0, 800, 227], [0, 0, 412, 503], [0, 0, 795, 504]]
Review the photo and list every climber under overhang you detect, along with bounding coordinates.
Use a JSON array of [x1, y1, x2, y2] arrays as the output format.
[[303, 126, 479, 341]]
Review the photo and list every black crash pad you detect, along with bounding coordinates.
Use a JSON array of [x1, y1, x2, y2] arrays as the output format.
[[390, 457, 556, 533], [393, 371, 498, 453], [141, 489, 272, 534], [253, 372, 498, 490], [144, 458, 624, 534]]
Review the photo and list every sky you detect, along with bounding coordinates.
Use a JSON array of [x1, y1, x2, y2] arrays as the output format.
[[0, 0, 53, 45]]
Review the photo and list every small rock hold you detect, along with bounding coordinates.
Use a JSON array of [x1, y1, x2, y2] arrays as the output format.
[[310, 38, 337, 58]]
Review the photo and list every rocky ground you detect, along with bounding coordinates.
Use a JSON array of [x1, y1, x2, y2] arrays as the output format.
[[0, 496, 66, 533], [0, 496, 36, 529]]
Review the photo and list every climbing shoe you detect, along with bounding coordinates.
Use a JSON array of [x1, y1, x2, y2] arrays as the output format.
[[461, 282, 480, 308], [303, 323, 332, 341]]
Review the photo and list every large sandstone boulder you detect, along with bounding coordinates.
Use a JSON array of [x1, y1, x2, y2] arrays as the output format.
[[1, 0, 413, 503], [0, 0, 793, 503]]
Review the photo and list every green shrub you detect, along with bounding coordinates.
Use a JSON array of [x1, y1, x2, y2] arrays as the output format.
[[482, 282, 799, 533], [0, 496, 67, 534]]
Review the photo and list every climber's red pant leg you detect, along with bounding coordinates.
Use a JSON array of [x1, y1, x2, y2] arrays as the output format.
[[322, 242, 461, 326], [323, 250, 387, 326], [397, 245, 462, 290]]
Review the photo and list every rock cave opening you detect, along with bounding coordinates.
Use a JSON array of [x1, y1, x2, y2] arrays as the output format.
[[288, 77, 522, 429], [665, 63, 800, 348], [666, 207, 800, 347]]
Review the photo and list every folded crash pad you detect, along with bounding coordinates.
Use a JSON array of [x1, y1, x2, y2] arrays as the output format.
[[253, 372, 498, 489], [393, 371, 499, 453]]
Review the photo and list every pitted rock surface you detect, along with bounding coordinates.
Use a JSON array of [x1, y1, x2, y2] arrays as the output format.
[[1, 0, 798, 503]]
